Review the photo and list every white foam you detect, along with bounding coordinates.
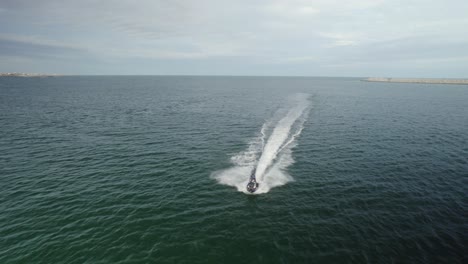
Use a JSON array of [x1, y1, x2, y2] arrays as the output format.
[[212, 93, 310, 194]]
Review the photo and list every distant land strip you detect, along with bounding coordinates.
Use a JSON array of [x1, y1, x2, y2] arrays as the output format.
[[363, 77, 468, 85], [0, 72, 60, 77]]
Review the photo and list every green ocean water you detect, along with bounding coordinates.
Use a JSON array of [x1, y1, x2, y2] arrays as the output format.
[[0, 76, 467, 263]]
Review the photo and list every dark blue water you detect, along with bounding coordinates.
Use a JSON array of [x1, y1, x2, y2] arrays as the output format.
[[0, 76, 467, 263]]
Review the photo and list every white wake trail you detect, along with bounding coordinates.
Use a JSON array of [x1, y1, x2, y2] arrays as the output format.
[[255, 98, 309, 181], [212, 94, 310, 194]]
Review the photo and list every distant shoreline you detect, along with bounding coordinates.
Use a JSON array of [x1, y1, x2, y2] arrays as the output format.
[[363, 77, 468, 85], [0, 73, 60, 78]]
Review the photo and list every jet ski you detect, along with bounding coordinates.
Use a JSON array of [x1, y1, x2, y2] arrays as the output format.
[[246, 169, 259, 193]]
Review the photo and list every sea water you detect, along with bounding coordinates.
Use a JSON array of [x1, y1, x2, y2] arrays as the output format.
[[0, 76, 466, 263]]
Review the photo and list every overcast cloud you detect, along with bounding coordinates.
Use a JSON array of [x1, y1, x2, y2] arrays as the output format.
[[0, 0, 467, 77]]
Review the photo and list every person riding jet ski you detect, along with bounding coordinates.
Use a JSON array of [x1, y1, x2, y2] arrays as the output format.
[[246, 170, 259, 193]]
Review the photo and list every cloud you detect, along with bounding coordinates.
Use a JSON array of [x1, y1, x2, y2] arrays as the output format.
[[0, 34, 88, 59], [0, 0, 467, 76], [266, 1, 320, 17]]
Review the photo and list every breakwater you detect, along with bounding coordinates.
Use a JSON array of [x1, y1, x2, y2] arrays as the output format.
[[363, 77, 468, 85]]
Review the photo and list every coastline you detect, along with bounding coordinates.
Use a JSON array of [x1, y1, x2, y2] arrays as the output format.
[[0, 73, 60, 78], [363, 77, 468, 85]]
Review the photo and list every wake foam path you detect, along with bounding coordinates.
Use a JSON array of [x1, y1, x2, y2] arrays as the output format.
[[212, 94, 311, 194]]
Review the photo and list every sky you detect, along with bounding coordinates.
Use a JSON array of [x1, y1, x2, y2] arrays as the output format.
[[0, 0, 467, 77]]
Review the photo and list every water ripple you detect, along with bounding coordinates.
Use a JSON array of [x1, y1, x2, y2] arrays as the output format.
[[0, 77, 466, 263]]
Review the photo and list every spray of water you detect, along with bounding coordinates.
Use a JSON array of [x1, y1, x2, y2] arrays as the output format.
[[212, 94, 310, 194]]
